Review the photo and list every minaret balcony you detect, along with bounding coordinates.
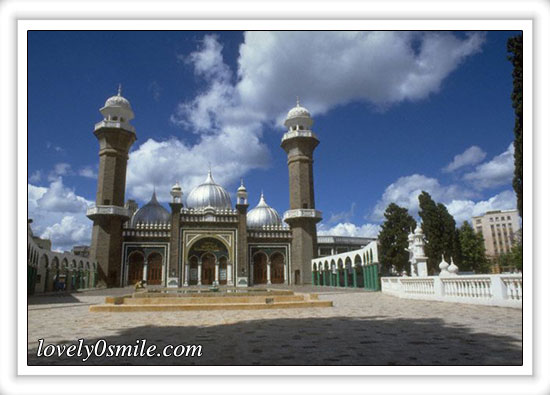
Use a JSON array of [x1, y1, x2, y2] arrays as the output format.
[[283, 209, 323, 223], [94, 120, 136, 134], [281, 129, 319, 144], [86, 205, 132, 220]]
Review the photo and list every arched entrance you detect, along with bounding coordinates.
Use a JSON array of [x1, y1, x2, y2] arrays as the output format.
[[187, 237, 230, 286], [128, 252, 144, 285], [201, 253, 216, 285], [270, 253, 285, 284], [253, 253, 267, 285], [147, 253, 163, 285]]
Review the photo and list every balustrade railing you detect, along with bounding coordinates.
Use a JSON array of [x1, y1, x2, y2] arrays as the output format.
[[381, 274, 522, 308]]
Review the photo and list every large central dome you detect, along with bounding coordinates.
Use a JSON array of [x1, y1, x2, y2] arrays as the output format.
[[186, 170, 232, 210]]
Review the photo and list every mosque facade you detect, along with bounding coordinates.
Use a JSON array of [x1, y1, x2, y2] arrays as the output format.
[[86, 89, 374, 288]]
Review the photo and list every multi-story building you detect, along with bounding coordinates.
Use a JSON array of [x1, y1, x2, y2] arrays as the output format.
[[472, 209, 521, 259]]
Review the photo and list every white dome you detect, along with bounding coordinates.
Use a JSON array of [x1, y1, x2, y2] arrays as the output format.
[[186, 170, 232, 210], [104, 85, 132, 110], [247, 193, 282, 228], [286, 104, 311, 120], [284, 98, 313, 129]]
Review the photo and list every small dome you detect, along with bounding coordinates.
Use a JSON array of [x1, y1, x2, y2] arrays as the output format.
[[171, 182, 182, 191], [284, 98, 313, 129], [247, 193, 282, 228], [130, 192, 170, 226], [286, 103, 311, 120], [105, 85, 132, 110], [186, 170, 232, 210]]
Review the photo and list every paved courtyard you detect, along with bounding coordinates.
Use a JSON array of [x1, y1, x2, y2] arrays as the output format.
[[27, 286, 522, 366]]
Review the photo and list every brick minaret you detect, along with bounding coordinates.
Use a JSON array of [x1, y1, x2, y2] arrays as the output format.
[[168, 182, 183, 286], [235, 179, 249, 285], [281, 99, 322, 285], [87, 86, 136, 287]]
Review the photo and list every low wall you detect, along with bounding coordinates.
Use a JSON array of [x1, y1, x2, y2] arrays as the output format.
[[381, 274, 522, 309]]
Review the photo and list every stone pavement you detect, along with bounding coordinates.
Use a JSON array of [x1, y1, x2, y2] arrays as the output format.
[[27, 286, 522, 366]]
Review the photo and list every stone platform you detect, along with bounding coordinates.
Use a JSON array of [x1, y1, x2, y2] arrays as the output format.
[[90, 288, 332, 312]]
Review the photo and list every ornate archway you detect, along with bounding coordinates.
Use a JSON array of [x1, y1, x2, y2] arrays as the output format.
[[187, 237, 229, 286]]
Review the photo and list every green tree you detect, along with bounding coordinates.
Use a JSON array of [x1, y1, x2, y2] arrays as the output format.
[[507, 34, 523, 218], [378, 203, 416, 275], [418, 192, 457, 273], [458, 221, 489, 273]]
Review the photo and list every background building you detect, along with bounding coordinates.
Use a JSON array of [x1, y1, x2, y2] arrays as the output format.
[[472, 209, 521, 259]]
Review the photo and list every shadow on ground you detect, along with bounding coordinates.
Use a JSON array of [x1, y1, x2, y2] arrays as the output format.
[[27, 293, 83, 305], [27, 315, 522, 366]]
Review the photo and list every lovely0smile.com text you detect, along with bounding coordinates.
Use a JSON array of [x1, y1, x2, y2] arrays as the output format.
[[35, 339, 203, 362]]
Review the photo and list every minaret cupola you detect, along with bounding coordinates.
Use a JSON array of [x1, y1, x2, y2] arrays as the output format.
[[99, 84, 135, 132]]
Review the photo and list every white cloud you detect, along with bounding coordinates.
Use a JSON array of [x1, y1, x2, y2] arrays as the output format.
[[446, 190, 517, 224], [48, 162, 72, 181], [29, 170, 42, 183], [78, 166, 97, 179], [318, 222, 380, 238], [127, 32, 485, 203], [463, 143, 514, 189], [40, 216, 91, 252], [371, 173, 476, 220], [28, 178, 93, 251], [327, 202, 356, 224], [442, 145, 487, 173]]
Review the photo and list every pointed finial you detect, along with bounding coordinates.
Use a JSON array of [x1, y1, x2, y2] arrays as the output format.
[[117, 83, 122, 96], [296, 96, 300, 107], [240, 178, 244, 187]]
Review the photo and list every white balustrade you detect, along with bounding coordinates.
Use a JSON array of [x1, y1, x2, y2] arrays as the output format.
[[381, 274, 522, 308]]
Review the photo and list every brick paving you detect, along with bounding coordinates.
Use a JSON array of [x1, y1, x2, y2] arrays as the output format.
[[27, 286, 522, 366]]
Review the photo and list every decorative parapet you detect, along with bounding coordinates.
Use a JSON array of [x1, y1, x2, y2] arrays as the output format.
[[283, 209, 323, 222], [247, 226, 292, 239], [123, 222, 171, 237], [86, 205, 132, 220], [380, 274, 522, 309], [281, 130, 319, 143]]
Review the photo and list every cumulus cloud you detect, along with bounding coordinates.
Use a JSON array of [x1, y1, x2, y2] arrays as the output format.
[[371, 173, 476, 220], [318, 222, 381, 238], [78, 166, 97, 179], [28, 178, 93, 251], [40, 216, 91, 251], [442, 145, 487, 173], [463, 143, 514, 189], [127, 31, 484, 202], [446, 190, 517, 224]]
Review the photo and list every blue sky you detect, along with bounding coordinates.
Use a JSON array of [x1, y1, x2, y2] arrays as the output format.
[[27, 31, 520, 251]]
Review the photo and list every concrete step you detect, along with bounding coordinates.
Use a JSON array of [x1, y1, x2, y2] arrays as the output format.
[[121, 295, 306, 305], [89, 300, 333, 312]]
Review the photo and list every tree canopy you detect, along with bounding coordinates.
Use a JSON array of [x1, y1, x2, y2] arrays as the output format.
[[378, 203, 416, 275]]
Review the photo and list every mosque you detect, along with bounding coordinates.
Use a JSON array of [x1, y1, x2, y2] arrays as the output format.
[[86, 88, 375, 288]]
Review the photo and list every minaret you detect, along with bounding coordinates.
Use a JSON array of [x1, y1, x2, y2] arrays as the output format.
[[169, 181, 183, 287], [87, 86, 137, 287], [281, 99, 322, 285], [235, 179, 249, 286]]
